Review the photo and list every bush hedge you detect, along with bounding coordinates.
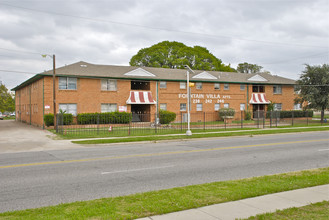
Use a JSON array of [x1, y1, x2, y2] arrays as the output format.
[[77, 112, 131, 124], [266, 110, 313, 119], [218, 108, 235, 118], [44, 113, 54, 126], [44, 113, 73, 126], [159, 110, 176, 124]]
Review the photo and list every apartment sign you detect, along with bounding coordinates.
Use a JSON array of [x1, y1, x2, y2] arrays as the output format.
[[178, 93, 231, 104]]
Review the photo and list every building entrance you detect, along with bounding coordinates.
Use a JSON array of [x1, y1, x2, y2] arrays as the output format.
[[253, 104, 265, 118], [131, 104, 151, 122]]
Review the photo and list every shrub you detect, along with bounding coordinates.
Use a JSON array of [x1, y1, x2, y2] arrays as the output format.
[[266, 110, 313, 118], [59, 113, 73, 125], [159, 110, 176, 124], [77, 112, 131, 124], [44, 113, 54, 126], [218, 108, 235, 119], [244, 110, 252, 120]]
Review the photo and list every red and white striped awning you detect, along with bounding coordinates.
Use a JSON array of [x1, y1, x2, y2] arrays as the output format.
[[126, 91, 156, 104], [249, 93, 270, 104]]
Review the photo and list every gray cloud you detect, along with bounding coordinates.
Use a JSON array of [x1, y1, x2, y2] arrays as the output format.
[[0, 0, 328, 89]]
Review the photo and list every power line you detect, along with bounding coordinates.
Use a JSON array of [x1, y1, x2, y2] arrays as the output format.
[[0, 69, 37, 75], [1, 2, 328, 49]]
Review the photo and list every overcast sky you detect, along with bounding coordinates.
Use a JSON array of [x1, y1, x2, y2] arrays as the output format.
[[0, 0, 328, 89]]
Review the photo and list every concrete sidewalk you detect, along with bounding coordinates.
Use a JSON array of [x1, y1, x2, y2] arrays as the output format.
[[137, 184, 329, 220]]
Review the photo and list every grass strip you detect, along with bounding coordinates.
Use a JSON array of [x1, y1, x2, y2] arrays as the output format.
[[72, 126, 329, 144], [1, 168, 328, 220], [244, 201, 329, 220]]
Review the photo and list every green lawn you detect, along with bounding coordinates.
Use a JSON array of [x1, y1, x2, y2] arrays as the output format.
[[244, 201, 329, 220], [0, 168, 328, 220], [72, 126, 329, 144]]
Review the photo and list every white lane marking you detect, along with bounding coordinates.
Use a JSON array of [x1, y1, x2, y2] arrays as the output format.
[[101, 165, 175, 175], [318, 149, 329, 152]]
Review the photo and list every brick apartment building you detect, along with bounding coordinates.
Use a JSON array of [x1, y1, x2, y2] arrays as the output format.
[[12, 61, 297, 127]]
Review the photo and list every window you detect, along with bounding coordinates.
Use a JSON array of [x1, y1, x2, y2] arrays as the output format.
[[214, 103, 220, 111], [240, 84, 245, 90], [273, 85, 282, 94], [240, 103, 246, 111], [252, 85, 265, 92], [160, 103, 167, 111], [101, 79, 117, 91], [294, 103, 301, 110], [223, 103, 229, 108], [101, 103, 117, 113], [59, 77, 77, 90], [196, 82, 202, 90], [224, 84, 229, 90], [59, 104, 77, 116], [274, 103, 282, 111], [159, 81, 167, 89], [214, 83, 220, 90], [180, 82, 186, 89], [196, 103, 203, 111], [180, 103, 186, 111]]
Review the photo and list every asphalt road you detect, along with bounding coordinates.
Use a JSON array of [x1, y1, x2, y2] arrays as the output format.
[[0, 131, 328, 212]]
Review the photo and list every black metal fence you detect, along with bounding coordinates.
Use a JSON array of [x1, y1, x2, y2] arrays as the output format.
[[55, 110, 321, 137]]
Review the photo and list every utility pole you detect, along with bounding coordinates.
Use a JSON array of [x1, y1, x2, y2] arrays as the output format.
[[52, 54, 56, 129]]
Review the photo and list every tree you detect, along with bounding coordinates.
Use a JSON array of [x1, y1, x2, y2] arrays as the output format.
[[0, 83, 15, 113], [296, 64, 329, 123], [237, 62, 263, 74], [129, 41, 236, 72]]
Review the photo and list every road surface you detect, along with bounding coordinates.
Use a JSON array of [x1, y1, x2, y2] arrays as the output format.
[[0, 131, 328, 212]]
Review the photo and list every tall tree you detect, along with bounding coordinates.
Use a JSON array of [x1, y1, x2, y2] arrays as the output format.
[[129, 41, 236, 72], [237, 62, 263, 74], [296, 64, 329, 123], [0, 83, 15, 113]]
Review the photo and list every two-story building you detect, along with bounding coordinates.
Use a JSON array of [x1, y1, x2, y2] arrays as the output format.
[[12, 61, 297, 127]]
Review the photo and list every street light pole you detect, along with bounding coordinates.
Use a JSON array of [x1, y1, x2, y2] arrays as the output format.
[[184, 65, 194, 136], [52, 54, 56, 129], [42, 54, 56, 128]]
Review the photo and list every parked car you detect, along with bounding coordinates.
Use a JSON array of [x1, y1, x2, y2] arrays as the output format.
[[0, 113, 3, 120]]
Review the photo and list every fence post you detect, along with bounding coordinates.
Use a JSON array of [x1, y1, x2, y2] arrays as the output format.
[[204, 112, 206, 131], [155, 113, 157, 134], [224, 110, 227, 130], [241, 111, 243, 128], [270, 111, 272, 128], [181, 112, 183, 131], [257, 110, 260, 129], [276, 111, 278, 127], [292, 111, 294, 126], [306, 111, 309, 126], [263, 111, 265, 128], [128, 113, 131, 136], [97, 114, 100, 135]]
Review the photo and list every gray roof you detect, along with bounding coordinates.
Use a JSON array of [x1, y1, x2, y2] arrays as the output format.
[[12, 61, 296, 91]]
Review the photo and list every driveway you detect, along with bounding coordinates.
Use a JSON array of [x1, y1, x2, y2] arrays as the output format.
[[0, 120, 81, 153]]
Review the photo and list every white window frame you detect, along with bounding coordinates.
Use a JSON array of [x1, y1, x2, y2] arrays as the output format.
[[101, 103, 117, 113], [214, 103, 220, 111], [273, 85, 282, 94], [196, 103, 203, 111], [180, 82, 186, 89], [159, 81, 167, 89], [196, 82, 202, 90], [59, 103, 77, 116], [180, 103, 187, 111], [214, 83, 220, 90], [294, 103, 301, 110], [224, 83, 229, 90], [101, 79, 117, 91], [59, 77, 77, 90], [223, 103, 229, 108], [274, 103, 282, 111], [160, 103, 167, 111]]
